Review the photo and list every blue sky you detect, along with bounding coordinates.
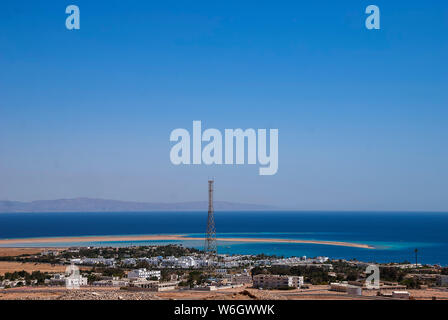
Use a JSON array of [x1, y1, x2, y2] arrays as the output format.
[[0, 0, 447, 211]]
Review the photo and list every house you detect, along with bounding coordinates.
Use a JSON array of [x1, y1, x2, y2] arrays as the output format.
[[50, 274, 67, 286], [41, 250, 60, 256], [127, 268, 161, 280], [93, 279, 129, 287], [149, 281, 178, 292], [216, 269, 227, 275], [50, 273, 87, 287], [65, 276, 88, 288], [130, 280, 178, 291], [253, 274, 303, 289]]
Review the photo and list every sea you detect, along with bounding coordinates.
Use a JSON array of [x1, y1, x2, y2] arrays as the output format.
[[0, 211, 447, 266]]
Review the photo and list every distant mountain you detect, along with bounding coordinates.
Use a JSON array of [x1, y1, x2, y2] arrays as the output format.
[[0, 198, 277, 213]]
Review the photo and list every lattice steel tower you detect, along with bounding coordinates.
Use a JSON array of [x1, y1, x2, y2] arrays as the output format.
[[204, 180, 217, 261]]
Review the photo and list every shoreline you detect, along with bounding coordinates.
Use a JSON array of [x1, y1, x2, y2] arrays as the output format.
[[0, 234, 375, 249]]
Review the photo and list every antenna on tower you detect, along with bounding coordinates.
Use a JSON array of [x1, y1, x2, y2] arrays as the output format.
[[205, 179, 217, 267]]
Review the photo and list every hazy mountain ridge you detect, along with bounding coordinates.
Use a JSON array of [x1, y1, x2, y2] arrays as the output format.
[[0, 198, 276, 213]]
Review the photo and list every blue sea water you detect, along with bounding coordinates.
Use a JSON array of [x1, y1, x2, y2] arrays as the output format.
[[0, 211, 447, 266]]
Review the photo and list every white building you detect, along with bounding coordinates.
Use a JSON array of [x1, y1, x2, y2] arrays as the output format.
[[82, 257, 115, 266], [392, 291, 410, 300], [174, 256, 198, 268], [271, 256, 331, 268], [41, 250, 60, 256], [216, 269, 227, 275], [330, 282, 348, 292], [253, 274, 303, 289], [50, 274, 67, 285], [50, 273, 88, 288], [122, 258, 137, 266], [138, 257, 160, 266], [65, 276, 88, 288], [93, 279, 129, 287], [70, 258, 82, 264], [127, 268, 161, 280]]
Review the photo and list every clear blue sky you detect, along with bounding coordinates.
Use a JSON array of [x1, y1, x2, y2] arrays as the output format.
[[0, 0, 447, 211]]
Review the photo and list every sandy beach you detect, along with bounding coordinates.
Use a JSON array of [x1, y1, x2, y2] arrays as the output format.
[[0, 235, 375, 249]]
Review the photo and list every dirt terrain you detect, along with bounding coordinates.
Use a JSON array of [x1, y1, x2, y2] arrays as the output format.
[[0, 248, 88, 275], [1, 285, 448, 300], [0, 261, 91, 275], [0, 248, 47, 257]]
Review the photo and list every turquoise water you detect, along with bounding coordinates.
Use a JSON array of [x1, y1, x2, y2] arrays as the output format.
[[0, 211, 447, 265]]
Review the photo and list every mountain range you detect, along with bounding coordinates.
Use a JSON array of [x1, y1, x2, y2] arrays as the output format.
[[0, 198, 276, 213]]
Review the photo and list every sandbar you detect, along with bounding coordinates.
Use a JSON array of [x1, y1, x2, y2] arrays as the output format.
[[0, 235, 375, 249]]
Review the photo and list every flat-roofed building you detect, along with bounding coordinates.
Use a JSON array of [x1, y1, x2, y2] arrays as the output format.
[[65, 276, 88, 287], [127, 268, 161, 280], [253, 274, 303, 289], [149, 281, 178, 292], [131, 280, 178, 291], [93, 279, 129, 287], [231, 274, 253, 285], [330, 282, 348, 292]]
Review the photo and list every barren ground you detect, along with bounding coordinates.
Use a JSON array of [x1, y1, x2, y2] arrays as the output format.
[[1, 285, 448, 300]]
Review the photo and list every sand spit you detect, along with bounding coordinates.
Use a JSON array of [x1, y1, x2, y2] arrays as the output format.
[[0, 234, 374, 249]]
